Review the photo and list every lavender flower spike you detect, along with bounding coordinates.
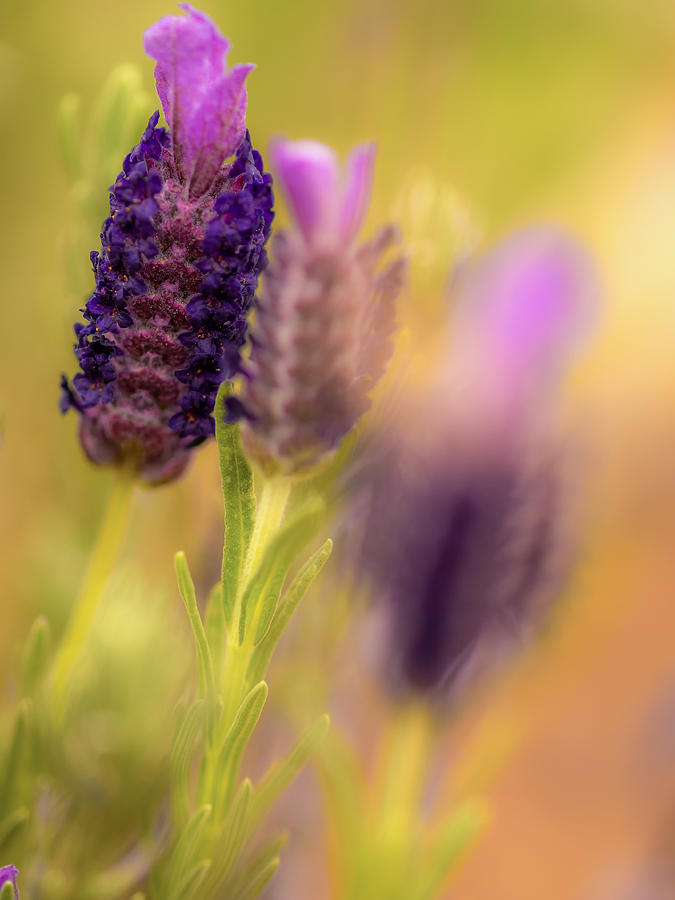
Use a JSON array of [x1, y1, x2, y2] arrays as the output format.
[[0, 865, 19, 898], [232, 138, 406, 475], [61, 5, 273, 484], [355, 227, 598, 697]]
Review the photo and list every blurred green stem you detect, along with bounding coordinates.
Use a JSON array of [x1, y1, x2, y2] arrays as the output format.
[[349, 702, 433, 900], [51, 464, 135, 711]]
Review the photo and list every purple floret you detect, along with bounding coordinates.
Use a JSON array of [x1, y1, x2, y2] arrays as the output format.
[[0, 864, 19, 898]]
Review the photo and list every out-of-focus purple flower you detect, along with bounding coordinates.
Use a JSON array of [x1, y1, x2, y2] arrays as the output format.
[[269, 139, 375, 248], [441, 226, 597, 435], [230, 138, 406, 475], [0, 865, 19, 898], [353, 226, 598, 696], [60, 6, 273, 484]]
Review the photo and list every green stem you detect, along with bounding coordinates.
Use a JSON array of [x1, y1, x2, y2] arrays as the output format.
[[201, 474, 291, 802], [51, 465, 135, 711], [353, 702, 432, 900]]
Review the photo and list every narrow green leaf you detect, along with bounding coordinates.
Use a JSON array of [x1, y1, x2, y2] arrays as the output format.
[[174, 552, 216, 706], [414, 799, 488, 900], [240, 497, 324, 646], [166, 804, 212, 899], [95, 65, 145, 175], [214, 682, 267, 817], [215, 383, 255, 631], [0, 807, 28, 852], [248, 539, 332, 684], [21, 616, 50, 697], [231, 856, 280, 900], [0, 882, 15, 900], [57, 93, 82, 183], [204, 582, 225, 683], [250, 714, 330, 826], [0, 700, 30, 812], [172, 859, 211, 900], [170, 699, 205, 826], [206, 778, 252, 888], [225, 832, 287, 899]]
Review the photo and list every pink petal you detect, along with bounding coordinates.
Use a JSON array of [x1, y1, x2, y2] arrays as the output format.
[[459, 227, 597, 376], [144, 5, 252, 194], [443, 226, 599, 432], [339, 143, 376, 243], [269, 139, 342, 245], [186, 63, 255, 197]]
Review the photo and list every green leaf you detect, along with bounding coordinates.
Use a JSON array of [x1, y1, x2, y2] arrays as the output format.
[[0, 699, 30, 812], [170, 699, 205, 825], [0, 882, 15, 900], [0, 807, 28, 852], [240, 497, 324, 646], [174, 552, 216, 707], [166, 805, 212, 900], [226, 834, 287, 900], [250, 714, 330, 826], [206, 778, 252, 888], [204, 582, 225, 683], [248, 539, 332, 684], [414, 799, 488, 900], [95, 65, 149, 181], [172, 859, 211, 900], [213, 682, 267, 817], [215, 383, 255, 632], [225, 831, 287, 899], [21, 616, 50, 697]]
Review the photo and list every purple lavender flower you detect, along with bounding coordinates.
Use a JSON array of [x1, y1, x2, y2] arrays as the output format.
[[230, 138, 407, 475], [354, 227, 598, 696], [61, 4, 273, 484], [0, 866, 19, 898]]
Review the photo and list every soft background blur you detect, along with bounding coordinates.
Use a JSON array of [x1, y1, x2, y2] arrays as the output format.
[[2, 0, 675, 897]]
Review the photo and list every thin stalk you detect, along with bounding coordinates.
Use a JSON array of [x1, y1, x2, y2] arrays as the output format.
[[354, 702, 433, 899], [51, 465, 135, 711], [202, 475, 290, 798]]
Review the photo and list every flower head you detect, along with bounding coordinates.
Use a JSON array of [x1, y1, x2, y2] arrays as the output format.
[[61, 6, 273, 484], [231, 138, 406, 475], [0, 865, 19, 898], [353, 226, 598, 696]]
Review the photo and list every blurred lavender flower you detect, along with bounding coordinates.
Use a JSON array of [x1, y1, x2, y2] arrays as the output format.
[[60, 4, 273, 484], [229, 138, 407, 474], [354, 227, 598, 696], [0, 866, 19, 898]]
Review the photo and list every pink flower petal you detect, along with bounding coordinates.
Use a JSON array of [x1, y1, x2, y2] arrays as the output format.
[[269, 138, 341, 245], [444, 226, 599, 431], [339, 143, 376, 243], [186, 62, 254, 197], [144, 4, 252, 195]]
